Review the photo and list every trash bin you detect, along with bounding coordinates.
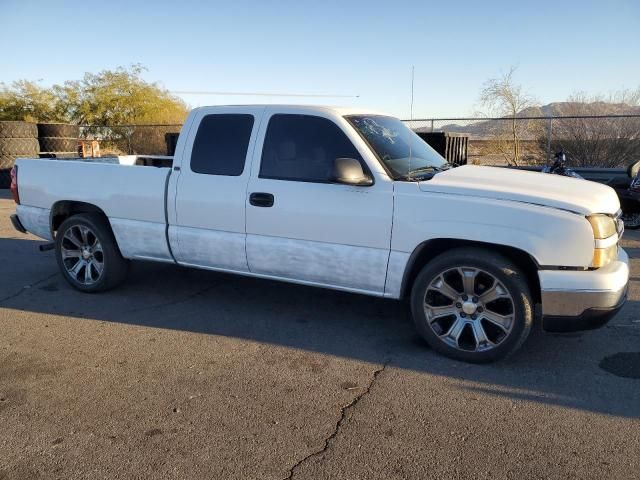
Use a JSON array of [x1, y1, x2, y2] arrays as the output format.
[[165, 132, 180, 156], [416, 131, 469, 166]]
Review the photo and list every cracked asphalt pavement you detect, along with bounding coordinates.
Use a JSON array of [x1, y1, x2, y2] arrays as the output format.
[[1, 191, 639, 479]]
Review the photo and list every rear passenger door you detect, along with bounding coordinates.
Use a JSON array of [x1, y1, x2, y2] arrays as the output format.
[[172, 107, 263, 271]]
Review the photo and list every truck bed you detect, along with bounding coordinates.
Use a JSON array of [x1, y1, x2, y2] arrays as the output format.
[[15, 157, 173, 261], [44, 154, 174, 168]]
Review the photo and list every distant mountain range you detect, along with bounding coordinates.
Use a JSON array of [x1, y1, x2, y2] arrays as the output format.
[[421, 102, 640, 139]]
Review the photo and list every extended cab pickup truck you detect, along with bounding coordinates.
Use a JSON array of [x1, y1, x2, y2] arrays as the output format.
[[9, 105, 629, 362]]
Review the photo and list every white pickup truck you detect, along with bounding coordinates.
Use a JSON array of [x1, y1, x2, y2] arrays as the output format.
[[9, 105, 629, 362]]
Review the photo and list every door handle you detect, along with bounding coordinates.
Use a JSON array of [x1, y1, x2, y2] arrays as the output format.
[[249, 192, 275, 207]]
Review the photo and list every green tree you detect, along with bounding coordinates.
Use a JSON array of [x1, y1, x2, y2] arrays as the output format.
[[60, 64, 188, 125], [0, 80, 62, 122], [0, 64, 188, 125]]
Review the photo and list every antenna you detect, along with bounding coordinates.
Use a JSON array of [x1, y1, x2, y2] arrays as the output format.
[[408, 65, 415, 180], [409, 65, 415, 128]]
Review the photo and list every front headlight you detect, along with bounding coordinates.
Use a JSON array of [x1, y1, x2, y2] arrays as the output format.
[[587, 214, 618, 268], [587, 214, 617, 239]]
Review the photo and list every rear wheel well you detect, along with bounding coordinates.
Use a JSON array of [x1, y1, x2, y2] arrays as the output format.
[[400, 239, 541, 304], [50, 201, 109, 235]]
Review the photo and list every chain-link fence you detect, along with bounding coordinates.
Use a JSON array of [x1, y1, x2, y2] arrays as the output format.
[[403, 114, 640, 168], [73, 114, 640, 169], [78, 124, 182, 157]]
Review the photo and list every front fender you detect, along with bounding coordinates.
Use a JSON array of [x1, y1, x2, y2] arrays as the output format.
[[392, 187, 594, 268], [383, 186, 597, 298]]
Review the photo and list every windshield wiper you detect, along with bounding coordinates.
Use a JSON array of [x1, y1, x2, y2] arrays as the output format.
[[404, 163, 453, 181]]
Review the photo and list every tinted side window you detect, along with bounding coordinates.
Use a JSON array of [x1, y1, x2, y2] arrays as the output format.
[[191, 114, 254, 176], [260, 114, 362, 182]]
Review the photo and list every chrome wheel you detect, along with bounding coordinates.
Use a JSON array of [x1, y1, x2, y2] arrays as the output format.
[[424, 267, 515, 352], [61, 225, 104, 285]]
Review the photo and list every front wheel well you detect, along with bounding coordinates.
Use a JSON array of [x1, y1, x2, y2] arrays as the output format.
[[400, 239, 541, 304], [50, 201, 109, 235]]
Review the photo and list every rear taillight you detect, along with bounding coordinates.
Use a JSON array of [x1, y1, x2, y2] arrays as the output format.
[[10, 165, 19, 204]]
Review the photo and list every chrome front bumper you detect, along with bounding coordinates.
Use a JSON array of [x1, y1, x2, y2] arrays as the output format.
[[539, 248, 629, 331]]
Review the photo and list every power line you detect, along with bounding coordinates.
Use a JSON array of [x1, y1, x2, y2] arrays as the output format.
[[171, 90, 359, 98]]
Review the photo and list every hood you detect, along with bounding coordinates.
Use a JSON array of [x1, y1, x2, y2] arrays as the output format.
[[419, 165, 620, 215]]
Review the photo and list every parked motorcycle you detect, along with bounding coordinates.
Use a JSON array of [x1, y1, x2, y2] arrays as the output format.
[[619, 162, 640, 229], [541, 151, 640, 229], [541, 151, 583, 179]]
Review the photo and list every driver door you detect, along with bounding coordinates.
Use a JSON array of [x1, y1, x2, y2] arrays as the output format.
[[245, 109, 393, 294]]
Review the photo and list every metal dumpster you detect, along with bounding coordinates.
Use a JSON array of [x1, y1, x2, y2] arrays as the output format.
[[416, 131, 469, 166], [165, 132, 180, 156]]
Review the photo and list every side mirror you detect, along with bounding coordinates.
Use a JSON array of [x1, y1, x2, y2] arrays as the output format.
[[627, 160, 640, 179], [330, 158, 373, 186]]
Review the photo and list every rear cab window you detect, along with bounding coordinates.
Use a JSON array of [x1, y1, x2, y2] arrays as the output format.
[[190, 114, 254, 176]]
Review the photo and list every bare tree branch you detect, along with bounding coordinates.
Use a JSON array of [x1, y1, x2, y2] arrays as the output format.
[[479, 66, 539, 166]]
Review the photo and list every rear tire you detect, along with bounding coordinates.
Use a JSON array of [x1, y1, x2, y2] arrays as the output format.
[[55, 214, 129, 292], [0, 154, 19, 169], [0, 153, 18, 188], [0, 137, 39, 156], [0, 169, 10, 189], [37, 123, 80, 138], [410, 247, 533, 363], [0, 121, 37, 138], [37, 137, 78, 153]]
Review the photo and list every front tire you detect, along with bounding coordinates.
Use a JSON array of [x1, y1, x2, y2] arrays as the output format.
[[55, 214, 129, 292], [410, 247, 533, 363]]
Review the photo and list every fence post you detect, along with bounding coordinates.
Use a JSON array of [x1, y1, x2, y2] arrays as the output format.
[[546, 117, 553, 163], [430, 119, 434, 132]]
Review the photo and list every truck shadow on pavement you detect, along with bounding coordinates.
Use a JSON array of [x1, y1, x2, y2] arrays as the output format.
[[2, 237, 639, 419]]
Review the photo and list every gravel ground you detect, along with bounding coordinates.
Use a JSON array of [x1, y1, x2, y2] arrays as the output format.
[[1, 191, 639, 479]]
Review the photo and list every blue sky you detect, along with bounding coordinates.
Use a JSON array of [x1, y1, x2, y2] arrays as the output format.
[[1, 0, 638, 118]]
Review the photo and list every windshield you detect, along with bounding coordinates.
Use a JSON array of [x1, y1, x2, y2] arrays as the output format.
[[346, 115, 447, 179]]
